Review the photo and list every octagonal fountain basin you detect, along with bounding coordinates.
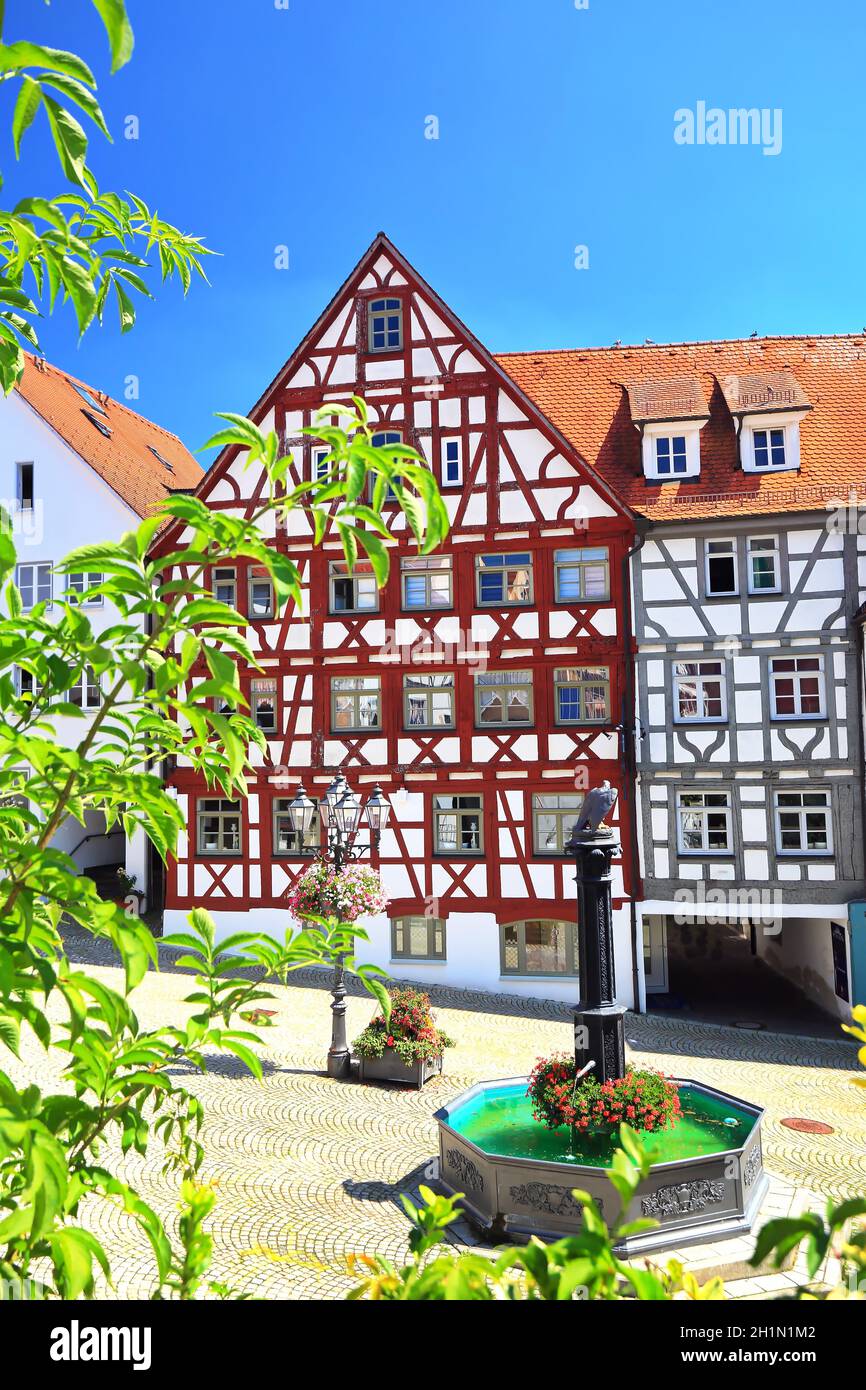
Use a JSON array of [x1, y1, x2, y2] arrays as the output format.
[[435, 1077, 768, 1255]]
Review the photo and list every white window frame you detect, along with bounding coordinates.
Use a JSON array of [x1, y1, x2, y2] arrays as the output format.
[[441, 437, 462, 487], [676, 790, 733, 856], [740, 412, 803, 475], [747, 535, 781, 595], [213, 566, 237, 607], [68, 572, 104, 606], [640, 422, 703, 481], [70, 667, 102, 711], [769, 656, 826, 720], [673, 660, 727, 723], [773, 790, 833, 857], [16, 562, 52, 609], [313, 446, 331, 482], [704, 538, 739, 598], [251, 677, 278, 733]]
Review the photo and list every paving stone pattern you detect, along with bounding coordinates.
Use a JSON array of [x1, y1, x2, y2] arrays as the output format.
[[11, 932, 862, 1300]]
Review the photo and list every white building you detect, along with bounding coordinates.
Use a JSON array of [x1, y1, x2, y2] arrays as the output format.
[[1, 354, 202, 909], [505, 339, 866, 1022]]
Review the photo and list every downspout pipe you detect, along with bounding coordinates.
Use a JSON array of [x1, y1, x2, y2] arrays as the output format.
[[621, 521, 650, 1013]]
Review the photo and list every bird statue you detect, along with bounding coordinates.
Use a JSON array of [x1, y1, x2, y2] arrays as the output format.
[[569, 781, 618, 836]]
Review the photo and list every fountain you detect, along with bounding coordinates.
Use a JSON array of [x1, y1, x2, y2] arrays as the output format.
[[435, 788, 768, 1254]]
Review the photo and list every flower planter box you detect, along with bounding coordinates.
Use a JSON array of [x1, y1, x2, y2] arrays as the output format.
[[358, 1049, 443, 1089]]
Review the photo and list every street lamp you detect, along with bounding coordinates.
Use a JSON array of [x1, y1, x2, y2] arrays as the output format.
[[286, 774, 390, 1080]]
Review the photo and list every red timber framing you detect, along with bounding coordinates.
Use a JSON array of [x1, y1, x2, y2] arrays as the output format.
[[154, 233, 639, 949]]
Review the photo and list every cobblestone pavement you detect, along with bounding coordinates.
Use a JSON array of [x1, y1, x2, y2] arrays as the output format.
[[12, 931, 864, 1300]]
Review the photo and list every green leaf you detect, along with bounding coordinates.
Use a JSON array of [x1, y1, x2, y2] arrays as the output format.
[[42, 95, 90, 189], [90, 0, 135, 72], [0, 42, 95, 84], [11, 75, 42, 157]]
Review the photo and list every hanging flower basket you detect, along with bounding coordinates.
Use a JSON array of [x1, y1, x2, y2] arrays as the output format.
[[285, 860, 389, 924]]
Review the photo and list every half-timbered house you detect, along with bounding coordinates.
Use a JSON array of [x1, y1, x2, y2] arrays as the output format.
[[504, 337, 866, 1020], [156, 235, 641, 1003]]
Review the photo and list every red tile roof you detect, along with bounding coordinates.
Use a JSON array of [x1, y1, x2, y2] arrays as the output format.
[[15, 354, 202, 517], [496, 335, 866, 522]]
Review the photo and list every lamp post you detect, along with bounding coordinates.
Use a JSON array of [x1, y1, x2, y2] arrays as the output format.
[[285, 775, 390, 1080]]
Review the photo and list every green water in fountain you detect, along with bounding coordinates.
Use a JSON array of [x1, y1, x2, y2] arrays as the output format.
[[449, 1083, 755, 1168]]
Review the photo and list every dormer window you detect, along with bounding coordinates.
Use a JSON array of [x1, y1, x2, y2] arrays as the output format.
[[720, 373, 810, 477], [368, 297, 403, 353], [641, 424, 703, 481], [753, 428, 786, 470], [625, 375, 710, 483], [739, 416, 803, 474], [654, 435, 688, 476]]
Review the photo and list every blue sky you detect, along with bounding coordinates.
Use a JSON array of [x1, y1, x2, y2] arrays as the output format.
[[5, 0, 865, 460]]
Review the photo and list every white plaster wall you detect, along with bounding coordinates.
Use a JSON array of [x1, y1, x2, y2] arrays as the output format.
[[166, 905, 636, 1007], [756, 915, 852, 1022], [0, 391, 146, 888]]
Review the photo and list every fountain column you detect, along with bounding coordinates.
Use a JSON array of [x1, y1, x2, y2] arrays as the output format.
[[570, 826, 627, 1085]]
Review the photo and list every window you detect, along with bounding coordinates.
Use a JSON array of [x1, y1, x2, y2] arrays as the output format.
[[476, 552, 533, 606], [677, 791, 732, 854], [73, 384, 107, 416], [673, 661, 726, 722], [331, 675, 381, 731], [705, 539, 738, 597], [748, 536, 780, 594], [371, 431, 403, 500], [16, 562, 52, 609], [213, 566, 237, 607], [770, 657, 825, 719], [252, 678, 277, 733], [16, 462, 34, 510], [554, 666, 610, 724], [197, 798, 242, 855], [368, 297, 403, 352], [148, 444, 174, 473], [752, 427, 786, 470], [553, 547, 610, 602], [474, 670, 533, 725], [82, 410, 112, 438], [14, 667, 36, 701], [313, 446, 331, 481], [501, 920, 578, 977], [433, 794, 483, 854], [68, 572, 103, 606], [404, 673, 455, 728], [69, 667, 101, 710], [441, 438, 462, 486], [654, 435, 688, 477], [774, 790, 832, 855], [248, 566, 275, 619], [329, 559, 378, 613], [401, 555, 452, 609], [273, 797, 320, 855], [532, 794, 584, 854], [392, 916, 446, 961]]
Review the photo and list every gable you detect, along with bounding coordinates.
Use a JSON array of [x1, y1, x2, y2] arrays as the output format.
[[190, 235, 634, 537]]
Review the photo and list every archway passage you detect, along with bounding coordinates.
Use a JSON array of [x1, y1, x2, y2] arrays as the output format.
[[645, 916, 845, 1039]]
